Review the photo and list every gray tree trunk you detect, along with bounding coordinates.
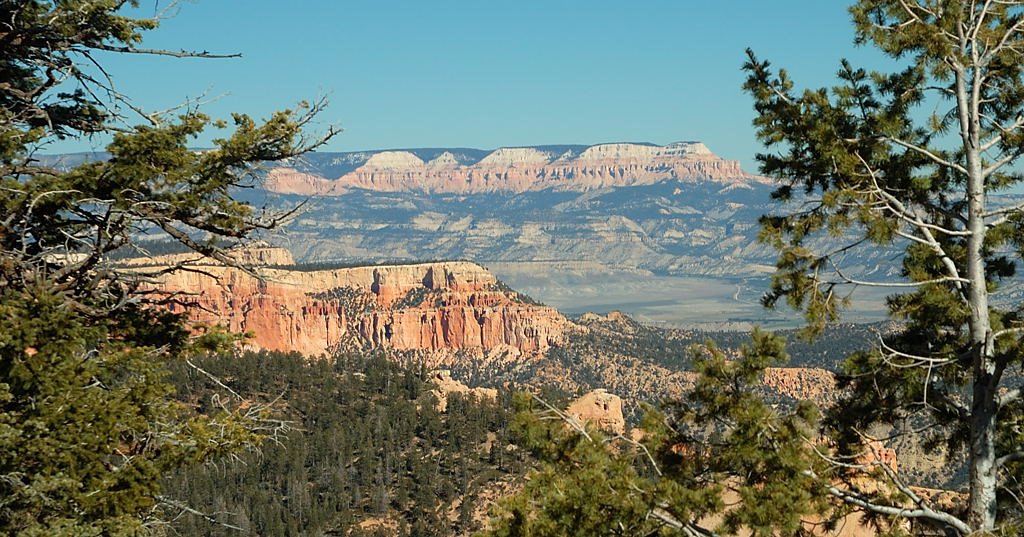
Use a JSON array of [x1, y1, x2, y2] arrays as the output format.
[[962, 67, 997, 532]]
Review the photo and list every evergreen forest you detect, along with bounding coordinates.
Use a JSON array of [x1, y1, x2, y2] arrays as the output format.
[[162, 352, 527, 537]]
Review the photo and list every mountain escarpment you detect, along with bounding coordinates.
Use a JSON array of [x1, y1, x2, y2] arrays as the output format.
[[266, 142, 767, 195], [150, 248, 570, 357], [246, 142, 807, 322], [143, 249, 847, 416]]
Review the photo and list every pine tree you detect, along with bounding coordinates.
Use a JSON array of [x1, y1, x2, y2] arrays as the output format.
[[744, 0, 1024, 533], [0, 1, 334, 534], [482, 332, 830, 537]]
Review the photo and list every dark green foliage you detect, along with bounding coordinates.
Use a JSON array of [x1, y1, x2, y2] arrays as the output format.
[[569, 315, 694, 373], [482, 330, 836, 537], [489, 280, 544, 307], [485, 396, 668, 537], [743, 1, 1024, 533], [678, 331, 832, 536], [0, 287, 268, 537], [0, 1, 333, 534], [0, 288, 169, 536], [392, 286, 444, 309], [308, 286, 378, 321], [162, 351, 526, 537], [693, 323, 879, 370]]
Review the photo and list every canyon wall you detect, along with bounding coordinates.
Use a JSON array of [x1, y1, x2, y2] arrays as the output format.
[[119, 243, 295, 267], [151, 249, 570, 357], [265, 142, 766, 195]]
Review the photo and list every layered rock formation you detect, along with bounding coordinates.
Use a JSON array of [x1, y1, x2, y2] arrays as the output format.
[[247, 142, 805, 326], [266, 142, 766, 195], [148, 248, 570, 357], [566, 389, 626, 435], [117, 242, 294, 267]]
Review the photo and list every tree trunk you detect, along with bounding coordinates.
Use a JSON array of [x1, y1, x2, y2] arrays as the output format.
[[963, 93, 997, 531], [968, 376, 998, 531]]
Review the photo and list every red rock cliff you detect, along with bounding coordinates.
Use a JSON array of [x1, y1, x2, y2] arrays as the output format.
[[150, 252, 569, 357], [265, 142, 768, 195]]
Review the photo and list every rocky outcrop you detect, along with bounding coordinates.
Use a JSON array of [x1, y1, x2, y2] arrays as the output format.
[[265, 142, 766, 195], [761, 367, 839, 405], [148, 255, 570, 357], [429, 370, 498, 412], [360, 303, 564, 354], [363, 150, 425, 170], [427, 151, 460, 168], [566, 389, 625, 435], [156, 263, 351, 357], [368, 262, 498, 307], [258, 144, 795, 321], [856, 440, 899, 473], [117, 243, 295, 267]]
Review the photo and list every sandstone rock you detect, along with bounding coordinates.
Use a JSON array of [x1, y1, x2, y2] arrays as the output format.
[[117, 243, 294, 267], [576, 143, 660, 161], [362, 150, 425, 170], [264, 141, 765, 196], [429, 370, 497, 412], [228, 244, 295, 266], [144, 255, 570, 357], [426, 151, 460, 168], [660, 141, 712, 156], [359, 302, 566, 354], [565, 389, 625, 435], [157, 265, 350, 357], [477, 147, 552, 167], [855, 439, 899, 473], [761, 367, 839, 404], [264, 167, 340, 195]]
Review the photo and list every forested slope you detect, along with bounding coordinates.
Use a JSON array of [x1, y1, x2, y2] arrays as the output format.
[[163, 352, 526, 537]]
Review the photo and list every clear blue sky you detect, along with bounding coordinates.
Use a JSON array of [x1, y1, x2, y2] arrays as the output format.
[[59, 1, 887, 173]]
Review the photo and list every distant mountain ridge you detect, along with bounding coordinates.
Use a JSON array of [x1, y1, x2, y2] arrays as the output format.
[[266, 141, 767, 195], [39, 142, 923, 324]]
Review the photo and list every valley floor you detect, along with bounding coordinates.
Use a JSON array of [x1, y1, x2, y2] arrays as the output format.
[[489, 263, 894, 328]]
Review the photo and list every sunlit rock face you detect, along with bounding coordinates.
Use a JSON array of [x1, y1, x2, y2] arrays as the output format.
[[566, 389, 625, 435], [264, 141, 765, 195], [145, 251, 570, 357]]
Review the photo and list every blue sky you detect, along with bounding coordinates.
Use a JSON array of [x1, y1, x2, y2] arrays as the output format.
[[59, 1, 886, 173]]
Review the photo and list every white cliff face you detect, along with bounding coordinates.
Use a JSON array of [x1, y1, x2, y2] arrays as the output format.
[[573, 142, 712, 161], [660, 141, 712, 156], [362, 151, 425, 170], [426, 151, 460, 168], [577, 143, 661, 161], [265, 141, 764, 195], [477, 147, 553, 167]]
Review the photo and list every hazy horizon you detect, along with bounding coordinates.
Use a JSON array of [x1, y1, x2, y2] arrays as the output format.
[[47, 1, 888, 173]]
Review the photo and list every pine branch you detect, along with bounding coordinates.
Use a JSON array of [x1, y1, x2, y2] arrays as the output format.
[[90, 43, 242, 59], [884, 136, 969, 175]]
